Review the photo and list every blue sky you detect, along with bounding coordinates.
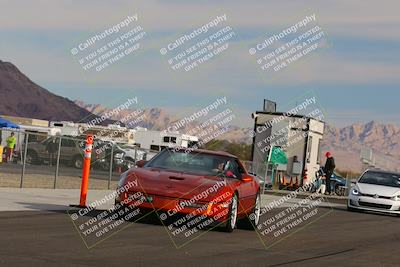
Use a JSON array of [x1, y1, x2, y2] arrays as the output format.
[[0, 0, 399, 128]]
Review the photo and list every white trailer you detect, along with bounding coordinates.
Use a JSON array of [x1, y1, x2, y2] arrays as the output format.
[[49, 121, 80, 136], [251, 112, 325, 185], [133, 128, 199, 153], [50, 121, 135, 144]]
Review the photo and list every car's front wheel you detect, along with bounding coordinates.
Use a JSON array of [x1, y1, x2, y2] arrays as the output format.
[[335, 185, 343, 196], [238, 192, 261, 230], [222, 193, 238, 232], [100, 161, 110, 171], [73, 155, 83, 169], [25, 150, 38, 164]]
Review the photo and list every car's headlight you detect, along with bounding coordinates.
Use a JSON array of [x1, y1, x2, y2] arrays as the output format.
[[117, 171, 129, 188], [391, 195, 400, 201], [351, 188, 360, 196]]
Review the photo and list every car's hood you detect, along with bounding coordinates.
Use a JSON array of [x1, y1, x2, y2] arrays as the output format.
[[125, 167, 236, 201], [357, 182, 400, 197]]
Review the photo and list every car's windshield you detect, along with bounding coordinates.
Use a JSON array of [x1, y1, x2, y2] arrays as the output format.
[[145, 150, 241, 177], [359, 171, 400, 188]]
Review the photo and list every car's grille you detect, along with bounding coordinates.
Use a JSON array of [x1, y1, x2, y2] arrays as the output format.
[[359, 201, 392, 210], [361, 193, 391, 200]]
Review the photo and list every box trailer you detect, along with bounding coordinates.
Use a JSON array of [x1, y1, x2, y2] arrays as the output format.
[[133, 128, 199, 154], [251, 111, 324, 185]]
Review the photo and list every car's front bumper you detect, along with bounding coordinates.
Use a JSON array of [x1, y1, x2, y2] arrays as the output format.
[[348, 194, 400, 214], [115, 191, 232, 222]]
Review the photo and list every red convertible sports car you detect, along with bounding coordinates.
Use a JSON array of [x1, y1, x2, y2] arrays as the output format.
[[115, 148, 261, 232]]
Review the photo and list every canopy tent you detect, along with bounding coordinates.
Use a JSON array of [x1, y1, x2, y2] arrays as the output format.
[[0, 117, 20, 129]]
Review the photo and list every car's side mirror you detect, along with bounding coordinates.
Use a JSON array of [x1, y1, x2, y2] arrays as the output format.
[[225, 170, 236, 178], [241, 174, 253, 182], [136, 160, 147, 168]]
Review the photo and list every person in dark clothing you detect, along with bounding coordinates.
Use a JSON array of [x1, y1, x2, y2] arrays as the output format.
[[46, 138, 58, 166], [324, 152, 336, 194]]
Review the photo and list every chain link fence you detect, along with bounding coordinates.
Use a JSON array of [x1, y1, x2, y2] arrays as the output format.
[[0, 128, 148, 189]]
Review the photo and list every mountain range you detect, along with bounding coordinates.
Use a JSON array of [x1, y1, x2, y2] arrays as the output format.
[[322, 122, 400, 172], [0, 60, 107, 124], [76, 101, 400, 172]]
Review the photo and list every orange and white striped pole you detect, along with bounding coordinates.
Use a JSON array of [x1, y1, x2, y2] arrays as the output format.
[[79, 134, 93, 207]]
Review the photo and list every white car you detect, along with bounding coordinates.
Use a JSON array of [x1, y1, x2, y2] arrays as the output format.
[[348, 169, 400, 215]]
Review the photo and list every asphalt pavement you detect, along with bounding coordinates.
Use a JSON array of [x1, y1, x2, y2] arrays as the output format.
[[0, 206, 399, 266]]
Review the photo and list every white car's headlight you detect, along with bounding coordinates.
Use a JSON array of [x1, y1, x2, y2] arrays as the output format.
[[118, 171, 129, 188], [351, 188, 361, 196], [391, 195, 400, 201]]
